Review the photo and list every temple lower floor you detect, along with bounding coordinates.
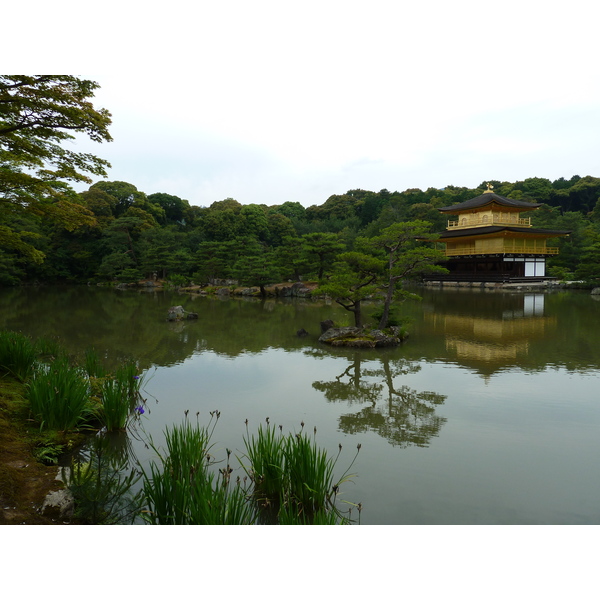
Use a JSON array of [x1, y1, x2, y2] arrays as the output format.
[[427, 255, 550, 282]]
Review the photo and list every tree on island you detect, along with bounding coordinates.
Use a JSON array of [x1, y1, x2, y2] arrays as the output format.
[[0, 75, 112, 263], [316, 221, 447, 332], [368, 221, 448, 329], [315, 251, 383, 327]]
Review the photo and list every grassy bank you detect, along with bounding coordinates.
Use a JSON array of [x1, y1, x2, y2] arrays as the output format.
[[0, 375, 78, 524], [1, 331, 362, 525]]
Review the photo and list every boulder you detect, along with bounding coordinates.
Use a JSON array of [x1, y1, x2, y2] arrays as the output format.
[[320, 319, 335, 333], [167, 305, 198, 321], [40, 489, 74, 521]]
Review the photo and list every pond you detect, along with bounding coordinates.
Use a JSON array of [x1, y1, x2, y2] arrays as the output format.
[[1, 285, 599, 524]]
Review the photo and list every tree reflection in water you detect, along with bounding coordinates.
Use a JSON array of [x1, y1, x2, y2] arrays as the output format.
[[312, 353, 447, 448]]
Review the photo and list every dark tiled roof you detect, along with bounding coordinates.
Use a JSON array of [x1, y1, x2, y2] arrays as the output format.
[[438, 226, 571, 239], [438, 193, 542, 212]]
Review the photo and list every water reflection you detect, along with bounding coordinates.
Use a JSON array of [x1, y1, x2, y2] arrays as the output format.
[[312, 353, 447, 447], [421, 291, 557, 377], [62, 431, 143, 524], [3, 286, 600, 524]]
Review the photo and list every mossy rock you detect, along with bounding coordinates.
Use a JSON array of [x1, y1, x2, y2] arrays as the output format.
[[318, 327, 404, 348]]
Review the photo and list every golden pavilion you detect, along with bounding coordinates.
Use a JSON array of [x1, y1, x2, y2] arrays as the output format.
[[432, 184, 570, 282]]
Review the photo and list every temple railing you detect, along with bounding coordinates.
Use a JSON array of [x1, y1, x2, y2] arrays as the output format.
[[444, 245, 559, 257], [447, 216, 531, 229]]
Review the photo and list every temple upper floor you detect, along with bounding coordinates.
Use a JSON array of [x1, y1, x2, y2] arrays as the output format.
[[447, 209, 531, 230]]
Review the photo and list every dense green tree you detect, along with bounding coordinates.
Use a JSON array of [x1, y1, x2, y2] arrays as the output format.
[[270, 201, 306, 220], [147, 192, 189, 225], [139, 228, 191, 279], [367, 221, 448, 329], [301, 232, 346, 279], [231, 240, 281, 297], [265, 212, 296, 246], [79, 186, 117, 227], [97, 215, 150, 278], [0, 76, 111, 262], [574, 234, 600, 282], [201, 206, 241, 241], [239, 204, 269, 240], [274, 235, 310, 281], [315, 251, 384, 327], [192, 241, 233, 284], [89, 181, 164, 224]]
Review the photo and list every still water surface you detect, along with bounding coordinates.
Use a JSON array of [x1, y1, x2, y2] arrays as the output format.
[[1, 285, 599, 524]]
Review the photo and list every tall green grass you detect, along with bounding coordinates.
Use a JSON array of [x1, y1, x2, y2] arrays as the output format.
[[0, 330, 37, 382], [99, 378, 131, 432], [241, 421, 360, 523], [83, 348, 107, 379], [142, 415, 257, 524], [27, 359, 92, 431], [87, 355, 145, 432], [140, 415, 361, 525], [242, 422, 285, 498], [282, 431, 338, 515], [115, 360, 143, 401]]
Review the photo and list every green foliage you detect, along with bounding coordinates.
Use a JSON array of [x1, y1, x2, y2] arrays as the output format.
[[0, 76, 111, 264], [141, 416, 360, 525], [370, 306, 412, 329], [241, 421, 360, 524], [98, 378, 132, 432], [141, 414, 256, 525], [242, 422, 286, 499], [147, 192, 189, 225], [574, 240, 600, 283], [33, 439, 65, 465], [315, 251, 384, 327], [27, 359, 92, 431], [301, 232, 346, 279], [64, 435, 143, 524], [367, 221, 447, 329], [231, 242, 281, 294], [0, 330, 37, 381]]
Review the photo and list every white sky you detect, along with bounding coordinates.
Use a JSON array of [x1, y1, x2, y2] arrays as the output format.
[[7, 0, 600, 208]]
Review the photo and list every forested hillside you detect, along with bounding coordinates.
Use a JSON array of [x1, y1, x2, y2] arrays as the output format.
[[3, 175, 600, 286], [2, 77, 600, 286]]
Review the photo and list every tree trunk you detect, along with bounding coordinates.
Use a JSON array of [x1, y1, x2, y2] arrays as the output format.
[[378, 283, 395, 329], [353, 300, 362, 327]]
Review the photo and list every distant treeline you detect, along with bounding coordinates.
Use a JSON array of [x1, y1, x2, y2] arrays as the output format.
[[2, 174, 600, 286]]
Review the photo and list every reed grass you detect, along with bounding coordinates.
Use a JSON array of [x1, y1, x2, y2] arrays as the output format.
[[241, 421, 361, 523], [282, 431, 338, 516], [99, 378, 131, 432], [242, 422, 285, 498], [115, 360, 143, 401], [0, 330, 37, 382], [83, 348, 107, 378], [33, 336, 67, 364], [141, 415, 257, 524], [27, 359, 92, 431]]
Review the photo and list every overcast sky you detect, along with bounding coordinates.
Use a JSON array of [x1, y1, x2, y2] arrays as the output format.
[[9, 0, 600, 208]]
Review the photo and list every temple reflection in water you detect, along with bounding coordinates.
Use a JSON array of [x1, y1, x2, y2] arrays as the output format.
[[424, 292, 556, 377]]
